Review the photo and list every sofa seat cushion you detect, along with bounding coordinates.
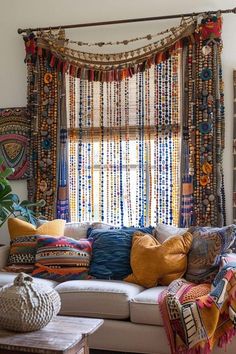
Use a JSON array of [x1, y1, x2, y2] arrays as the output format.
[[0, 272, 57, 289], [130, 286, 166, 326], [55, 279, 144, 320]]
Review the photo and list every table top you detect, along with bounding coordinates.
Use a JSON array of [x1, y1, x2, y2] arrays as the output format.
[[0, 316, 103, 353]]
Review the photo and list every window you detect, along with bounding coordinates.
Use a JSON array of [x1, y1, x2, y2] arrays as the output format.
[[66, 54, 181, 226]]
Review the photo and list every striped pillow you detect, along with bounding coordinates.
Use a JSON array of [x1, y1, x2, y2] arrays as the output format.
[[32, 236, 92, 282], [7, 235, 38, 266]]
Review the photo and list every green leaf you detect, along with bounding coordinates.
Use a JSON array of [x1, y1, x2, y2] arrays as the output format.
[[0, 167, 14, 178]]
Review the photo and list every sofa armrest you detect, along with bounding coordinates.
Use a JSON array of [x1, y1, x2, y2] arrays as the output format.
[[0, 245, 9, 269]]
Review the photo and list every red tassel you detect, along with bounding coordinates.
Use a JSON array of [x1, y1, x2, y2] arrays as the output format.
[[69, 65, 75, 76], [57, 60, 62, 72], [89, 69, 94, 82], [62, 62, 68, 74], [37, 47, 43, 56], [77, 67, 81, 78], [50, 55, 56, 68]]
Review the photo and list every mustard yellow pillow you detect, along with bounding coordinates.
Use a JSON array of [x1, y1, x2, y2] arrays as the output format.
[[124, 231, 192, 288], [8, 218, 66, 240]]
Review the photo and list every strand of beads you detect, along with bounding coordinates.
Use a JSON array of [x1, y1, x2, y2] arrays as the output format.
[[153, 65, 158, 225], [157, 62, 163, 223], [169, 53, 179, 226], [145, 68, 152, 225], [124, 78, 132, 225], [100, 81, 105, 223], [69, 76, 77, 221]]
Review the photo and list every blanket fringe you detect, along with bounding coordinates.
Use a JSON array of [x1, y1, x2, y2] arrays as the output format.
[[175, 341, 211, 354], [218, 327, 236, 349]]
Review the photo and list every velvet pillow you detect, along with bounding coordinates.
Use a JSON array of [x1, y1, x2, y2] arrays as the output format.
[[124, 231, 192, 288], [32, 236, 92, 282], [185, 225, 236, 284], [88, 226, 154, 280], [8, 218, 66, 240]]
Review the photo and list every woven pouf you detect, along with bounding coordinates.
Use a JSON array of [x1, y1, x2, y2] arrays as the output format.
[[0, 272, 61, 332]]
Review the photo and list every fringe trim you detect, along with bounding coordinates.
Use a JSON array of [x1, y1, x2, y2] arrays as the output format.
[[218, 327, 236, 349]]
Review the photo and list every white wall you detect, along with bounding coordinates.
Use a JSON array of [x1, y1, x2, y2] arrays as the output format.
[[0, 0, 235, 243]]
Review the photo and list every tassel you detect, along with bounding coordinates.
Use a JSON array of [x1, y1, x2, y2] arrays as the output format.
[[62, 62, 68, 75], [37, 47, 43, 56], [49, 55, 56, 68]]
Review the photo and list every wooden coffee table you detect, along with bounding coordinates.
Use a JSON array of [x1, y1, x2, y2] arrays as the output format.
[[0, 316, 103, 354]]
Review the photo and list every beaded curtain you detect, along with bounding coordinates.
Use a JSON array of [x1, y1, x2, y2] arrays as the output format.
[[26, 48, 69, 220], [180, 15, 225, 227], [67, 56, 180, 226], [24, 14, 225, 226]]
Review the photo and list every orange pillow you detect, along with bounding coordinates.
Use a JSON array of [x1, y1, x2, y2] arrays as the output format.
[[8, 218, 66, 240], [124, 231, 192, 288]]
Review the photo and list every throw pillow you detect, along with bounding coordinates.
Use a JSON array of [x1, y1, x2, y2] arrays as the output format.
[[32, 236, 92, 282], [7, 235, 38, 266], [154, 223, 187, 243], [8, 218, 66, 239], [124, 231, 192, 288], [185, 225, 236, 284], [88, 226, 154, 280], [33, 264, 90, 282], [7, 219, 66, 269], [2, 264, 35, 273]]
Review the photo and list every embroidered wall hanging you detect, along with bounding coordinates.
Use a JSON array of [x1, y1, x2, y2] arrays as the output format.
[[0, 107, 30, 180]]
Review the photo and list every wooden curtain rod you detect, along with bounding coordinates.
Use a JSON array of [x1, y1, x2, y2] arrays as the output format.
[[17, 7, 236, 34]]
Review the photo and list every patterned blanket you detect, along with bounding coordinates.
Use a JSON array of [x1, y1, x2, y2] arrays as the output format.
[[159, 263, 236, 354]]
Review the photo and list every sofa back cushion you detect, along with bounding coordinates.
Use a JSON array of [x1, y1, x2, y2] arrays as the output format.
[[88, 226, 154, 280], [125, 231, 192, 288], [154, 223, 187, 243], [64, 221, 113, 240]]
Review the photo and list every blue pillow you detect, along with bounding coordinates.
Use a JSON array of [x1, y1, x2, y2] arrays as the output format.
[[88, 226, 154, 280]]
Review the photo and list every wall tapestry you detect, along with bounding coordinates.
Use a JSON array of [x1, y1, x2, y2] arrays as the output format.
[[23, 13, 225, 227], [0, 107, 30, 180]]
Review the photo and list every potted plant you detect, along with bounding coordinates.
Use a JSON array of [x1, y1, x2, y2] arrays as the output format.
[[0, 157, 44, 229]]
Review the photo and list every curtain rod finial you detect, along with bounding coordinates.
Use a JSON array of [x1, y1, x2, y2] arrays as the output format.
[[18, 28, 23, 34], [233, 7, 236, 14]]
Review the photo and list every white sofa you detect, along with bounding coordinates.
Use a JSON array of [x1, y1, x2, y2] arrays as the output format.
[[0, 223, 236, 354]]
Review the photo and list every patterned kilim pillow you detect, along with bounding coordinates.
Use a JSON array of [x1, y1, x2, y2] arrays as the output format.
[[185, 225, 236, 284], [6, 219, 66, 273], [32, 236, 92, 282], [7, 235, 38, 265], [6, 235, 38, 274]]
